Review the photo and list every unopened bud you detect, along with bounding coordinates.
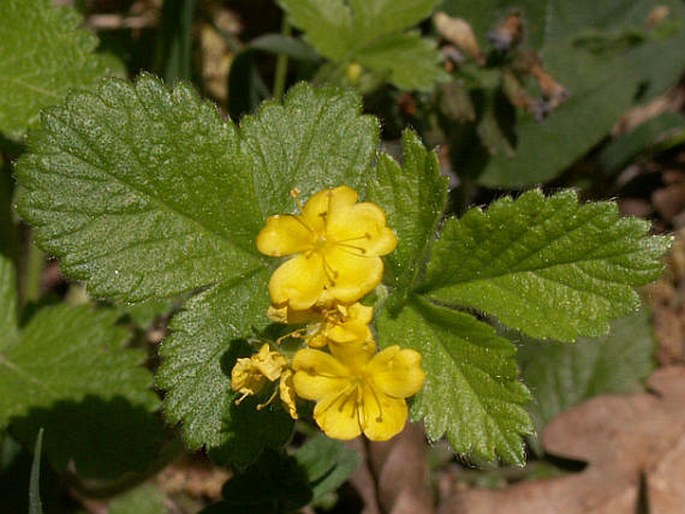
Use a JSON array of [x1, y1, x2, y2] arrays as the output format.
[[433, 12, 485, 65]]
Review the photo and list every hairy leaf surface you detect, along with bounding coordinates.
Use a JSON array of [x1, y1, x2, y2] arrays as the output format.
[[0, 256, 17, 351], [377, 298, 532, 464], [157, 271, 294, 467], [369, 130, 447, 312], [278, 0, 446, 90], [421, 190, 669, 341], [0, 0, 114, 139], [0, 304, 162, 478], [15, 77, 379, 465]]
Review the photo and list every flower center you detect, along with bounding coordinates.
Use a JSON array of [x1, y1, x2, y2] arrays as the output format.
[[313, 234, 328, 251]]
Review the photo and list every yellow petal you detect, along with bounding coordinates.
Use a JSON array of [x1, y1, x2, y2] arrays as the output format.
[[269, 253, 326, 309], [256, 215, 315, 257], [328, 202, 398, 256], [252, 344, 287, 381], [300, 188, 345, 233], [304, 321, 328, 348], [279, 369, 298, 420], [326, 186, 359, 215], [326, 303, 373, 344], [231, 358, 266, 396], [348, 303, 373, 324], [267, 304, 321, 325], [367, 346, 425, 398], [323, 248, 383, 304], [313, 386, 363, 440], [329, 338, 376, 370], [292, 348, 351, 400], [327, 318, 370, 344], [361, 386, 408, 441]]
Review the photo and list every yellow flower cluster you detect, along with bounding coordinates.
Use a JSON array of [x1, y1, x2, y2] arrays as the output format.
[[231, 186, 425, 441]]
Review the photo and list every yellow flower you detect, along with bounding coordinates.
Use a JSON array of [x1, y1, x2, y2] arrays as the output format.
[[307, 302, 373, 350], [231, 344, 297, 418], [279, 369, 298, 419], [231, 344, 286, 398], [256, 186, 397, 310], [268, 302, 373, 350], [292, 344, 425, 441]]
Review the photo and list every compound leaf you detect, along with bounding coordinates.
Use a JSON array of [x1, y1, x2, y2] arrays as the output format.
[[16, 74, 263, 302], [277, 0, 353, 60], [15, 77, 380, 466], [356, 31, 447, 91], [241, 82, 379, 215], [420, 190, 669, 341], [0, 256, 17, 351], [0, 304, 163, 478], [279, 0, 446, 90], [369, 130, 447, 312], [0, 0, 115, 139], [377, 297, 532, 465], [157, 270, 294, 467], [348, 0, 438, 45]]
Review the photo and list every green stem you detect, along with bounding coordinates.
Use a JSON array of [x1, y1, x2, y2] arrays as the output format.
[[23, 234, 43, 306], [272, 16, 292, 100]]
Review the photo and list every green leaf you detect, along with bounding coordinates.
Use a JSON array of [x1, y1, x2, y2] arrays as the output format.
[[28, 429, 43, 514], [15, 77, 378, 303], [277, 0, 353, 60], [0, 304, 164, 478], [15, 74, 263, 302], [420, 190, 669, 341], [15, 77, 380, 465], [474, 0, 685, 187], [0, 161, 18, 266], [294, 434, 360, 503], [369, 130, 447, 312], [1, 434, 21, 471], [544, 0, 684, 44], [117, 298, 175, 330], [0, 0, 115, 139], [347, 0, 439, 45], [598, 112, 685, 174], [278, 0, 447, 90], [0, 255, 18, 351], [355, 31, 447, 91], [377, 297, 532, 465], [248, 34, 321, 62], [516, 309, 655, 429], [157, 271, 294, 467], [154, 0, 196, 84], [240, 82, 379, 214]]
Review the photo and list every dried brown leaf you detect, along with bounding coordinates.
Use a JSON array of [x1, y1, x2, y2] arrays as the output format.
[[350, 423, 434, 514], [439, 367, 685, 514]]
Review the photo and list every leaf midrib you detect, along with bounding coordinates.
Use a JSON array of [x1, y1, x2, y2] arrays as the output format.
[[33, 95, 258, 264], [0, 352, 59, 397]]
